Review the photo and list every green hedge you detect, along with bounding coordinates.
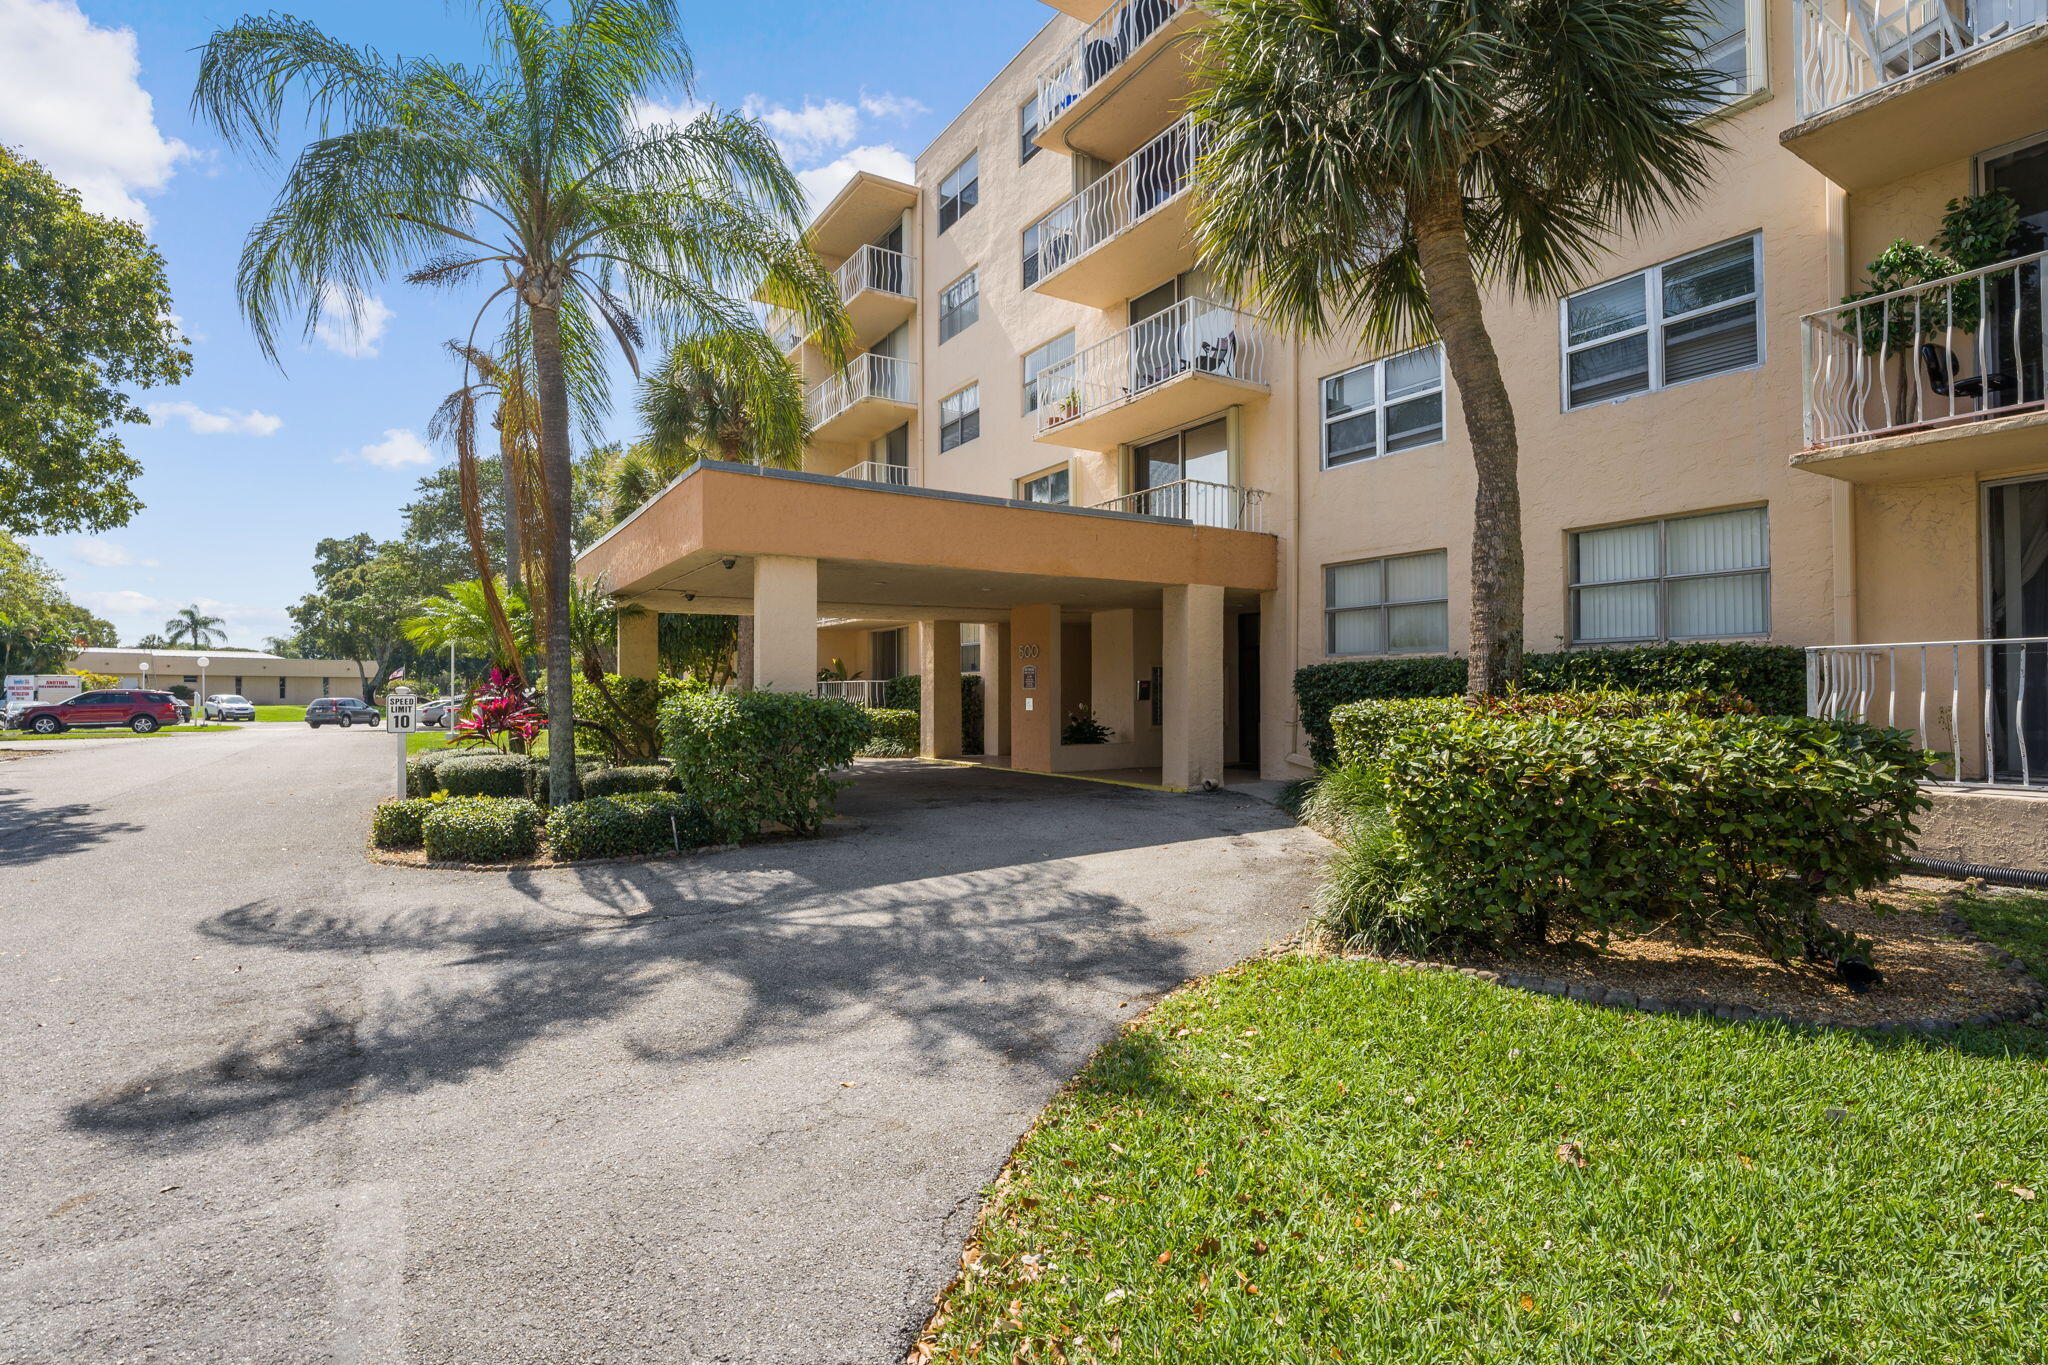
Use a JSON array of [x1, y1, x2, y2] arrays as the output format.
[[1378, 713, 1934, 961], [422, 796, 543, 863], [1294, 643, 1806, 766], [1328, 689, 1757, 769], [406, 747, 469, 797], [876, 675, 985, 754], [661, 690, 872, 843], [436, 752, 534, 799], [581, 764, 676, 797], [543, 792, 711, 861], [858, 708, 920, 757], [370, 797, 436, 850]]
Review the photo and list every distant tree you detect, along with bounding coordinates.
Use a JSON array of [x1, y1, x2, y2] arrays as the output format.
[[286, 533, 429, 699], [0, 533, 118, 673], [163, 605, 228, 648], [0, 147, 191, 535], [135, 633, 171, 650], [400, 458, 507, 590]]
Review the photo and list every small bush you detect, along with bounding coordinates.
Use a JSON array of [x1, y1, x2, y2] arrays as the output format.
[[436, 752, 535, 799], [422, 796, 543, 863], [406, 747, 469, 797], [1313, 804, 1441, 956], [371, 797, 436, 850], [617, 790, 718, 850], [1381, 713, 1936, 961], [885, 674, 921, 709], [1296, 763, 1395, 840], [1294, 643, 1806, 765], [545, 797, 658, 861], [858, 708, 920, 757], [661, 690, 872, 842], [581, 764, 676, 797]]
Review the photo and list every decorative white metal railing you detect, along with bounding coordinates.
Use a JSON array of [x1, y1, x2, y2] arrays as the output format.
[[818, 679, 892, 708], [1801, 247, 2048, 448], [834, 244, 913, 303], [838, 460, 915, 487], [1794, 0, 2047, 119], [1809, 637, 2048, 788], [1033, 298, 1268, 434], [1092, 478, 1268, 532], [1024, 115, 1208, 288], [1036, 0, 1194, 124], [807, 353, 915, 427], [766, 307, 805, 352]]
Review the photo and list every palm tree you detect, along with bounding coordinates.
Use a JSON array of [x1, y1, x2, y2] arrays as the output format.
[[164, 605, 226, 648], [193, 0, 846, 805], [1192, 0, 1725, 695], [403, 577, 535, 668]]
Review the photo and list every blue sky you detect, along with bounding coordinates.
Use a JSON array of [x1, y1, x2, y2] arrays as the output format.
[[2, 0, 1047, 647]]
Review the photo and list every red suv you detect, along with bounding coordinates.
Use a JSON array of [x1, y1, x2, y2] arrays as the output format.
[[9, 689, 181, 735]]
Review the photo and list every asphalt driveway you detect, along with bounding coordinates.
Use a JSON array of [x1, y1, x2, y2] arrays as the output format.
[[0, 725, 1325, 1363]]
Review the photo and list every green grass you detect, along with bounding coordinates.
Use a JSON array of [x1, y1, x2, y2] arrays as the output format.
[[253, 704, 305, 722], [1, 725, 239, 742], [1946, 890, 2048, 983], [922, 958, 2048, 1364]]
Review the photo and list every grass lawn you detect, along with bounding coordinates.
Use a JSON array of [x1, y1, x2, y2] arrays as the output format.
[[1945, 890, 2048, 983], [252, 704, 305, 722], [919, 957, 2048, 1364], [1, 725, 240, 742]]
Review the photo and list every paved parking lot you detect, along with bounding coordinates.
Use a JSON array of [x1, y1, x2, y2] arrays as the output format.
[[1, 725, 1325, 1363]]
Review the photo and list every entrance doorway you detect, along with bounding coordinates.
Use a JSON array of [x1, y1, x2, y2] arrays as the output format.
[[1235, 611, 1260, 767], [1985, 474, 2048, 783]]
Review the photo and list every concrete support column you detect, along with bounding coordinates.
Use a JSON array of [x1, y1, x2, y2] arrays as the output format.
[[982, 621, 1011, 758], [918, 620, 965, 760], [1163, 584, 1226, 791], [751, 555, 818, 693], [616, 607, 660, 681], [1257, 590, 1294, 780], [1010, 604, 1061, 774], [1090, 609, 1138, 741]]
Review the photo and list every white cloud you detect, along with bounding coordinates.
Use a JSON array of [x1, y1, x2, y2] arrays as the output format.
[[797, 145, 915, 215], [0, 0, 190, 226], [70, 538, 156, 568], [744, 96, 861, 161], [858, 91, 928, 123], [348, 428, 433, 470], [629, 95, 712, 132], [71, 589, 289, 642], [146, 401, 283, 437], [313, 283, 394, 359]]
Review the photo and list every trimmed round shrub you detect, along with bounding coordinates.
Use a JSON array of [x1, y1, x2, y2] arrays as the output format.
[[371, 797, 435, 850], [620, 790, 718, 849], [545, 796, 663, 861], [406, 747, 469, 796], [436, 752, 535, 799], [857, 708, 920, 757], [422, 796, 542, 863], [661, 690, 872, 842], [581, 764, 676, 798], [1328, 689, 1756, 770]]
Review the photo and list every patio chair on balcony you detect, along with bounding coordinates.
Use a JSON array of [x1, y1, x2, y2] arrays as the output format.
[[1921, 343, 2020, 410], [1851, 0, 1966, 80]]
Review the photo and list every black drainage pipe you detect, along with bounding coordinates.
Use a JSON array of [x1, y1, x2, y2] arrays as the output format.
[[1912, 857, 2048, 891]]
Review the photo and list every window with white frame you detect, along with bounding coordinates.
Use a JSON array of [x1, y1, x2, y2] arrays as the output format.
[[939, 271, 979, 343], [1571, 505, 1769, 644], [1019, 466, 1070, 505], [1692, 0, 1757, 105], [1563, 234, 1761, 408], [1324, 550, 1449, 656], [1019, 95, 1042, 163], [1321, 344, 1446, 468], [939, 384, 980, 451], [960, 624, 984, 672], [938, 153, 979, 233], [1022, 331, 1075, 413]]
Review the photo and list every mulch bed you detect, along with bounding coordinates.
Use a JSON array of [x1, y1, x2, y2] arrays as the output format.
[[1338, 878, 2044, 1031]]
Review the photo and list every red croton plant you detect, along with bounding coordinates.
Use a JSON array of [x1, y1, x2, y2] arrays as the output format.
[[451, 668, 547, 751]]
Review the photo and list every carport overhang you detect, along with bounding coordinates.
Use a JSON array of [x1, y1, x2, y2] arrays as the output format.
[[575, 460, 1282, 791]]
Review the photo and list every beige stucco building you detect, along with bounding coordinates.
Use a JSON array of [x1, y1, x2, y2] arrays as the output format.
[[582, 0, 2048, 847], [72, 649, 380, 707]]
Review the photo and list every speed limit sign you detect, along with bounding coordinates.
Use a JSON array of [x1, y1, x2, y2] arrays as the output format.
[[387, 686, 419, 733]]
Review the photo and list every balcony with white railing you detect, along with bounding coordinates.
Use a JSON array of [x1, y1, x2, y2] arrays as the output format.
[[1092, 479, 1267, 532], [1797, 248, 2048, 481], [1024, 115, 1208, 308], [1034, 0, 1205, 162], [1787, 0, 2048, 189], [831, 244, 916, 353], [1033, 297, 1269, 451], [818, 679, 893, 708], [807, 353, 916, 445], [836, 460, 916, 488], [1810, 638, 2048, 789]]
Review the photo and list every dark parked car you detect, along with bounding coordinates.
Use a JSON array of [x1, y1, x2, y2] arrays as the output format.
[[9, 689, 181, 735], [305, 697, 383, 729]]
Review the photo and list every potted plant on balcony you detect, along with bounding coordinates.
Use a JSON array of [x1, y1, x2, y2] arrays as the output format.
[[1046, 391, 1081, 426]]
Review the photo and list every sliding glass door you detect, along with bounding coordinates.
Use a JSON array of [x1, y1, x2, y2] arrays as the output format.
[[1986, 475, 2048, 783]]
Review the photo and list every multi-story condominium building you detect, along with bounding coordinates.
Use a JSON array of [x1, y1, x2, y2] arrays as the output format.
[[582, 0, 2048, 854]]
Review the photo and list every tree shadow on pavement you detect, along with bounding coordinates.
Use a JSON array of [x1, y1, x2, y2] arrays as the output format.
[[0, 788, 144, 870], [67, 859, 1189, 1152]]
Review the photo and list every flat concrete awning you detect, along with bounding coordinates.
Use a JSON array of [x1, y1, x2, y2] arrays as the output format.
[[575, 460, 1278, 618]]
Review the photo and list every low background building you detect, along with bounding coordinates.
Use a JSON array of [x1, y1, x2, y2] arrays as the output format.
[[69, 649, 378, 706]]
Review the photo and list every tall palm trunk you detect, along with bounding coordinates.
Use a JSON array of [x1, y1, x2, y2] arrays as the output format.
[[527, 292, 581, 806], [1411, 183, 1525, 697]]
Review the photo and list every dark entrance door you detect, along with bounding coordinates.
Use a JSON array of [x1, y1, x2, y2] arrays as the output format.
[[1985, 475, 2048, 785], [1236, 611, 1260, 768]]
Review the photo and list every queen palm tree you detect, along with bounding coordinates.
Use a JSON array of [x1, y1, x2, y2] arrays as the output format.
[[164, 605, 227, 649], [1192, 0, 1726, 695], [193, 0, 846, 805]]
